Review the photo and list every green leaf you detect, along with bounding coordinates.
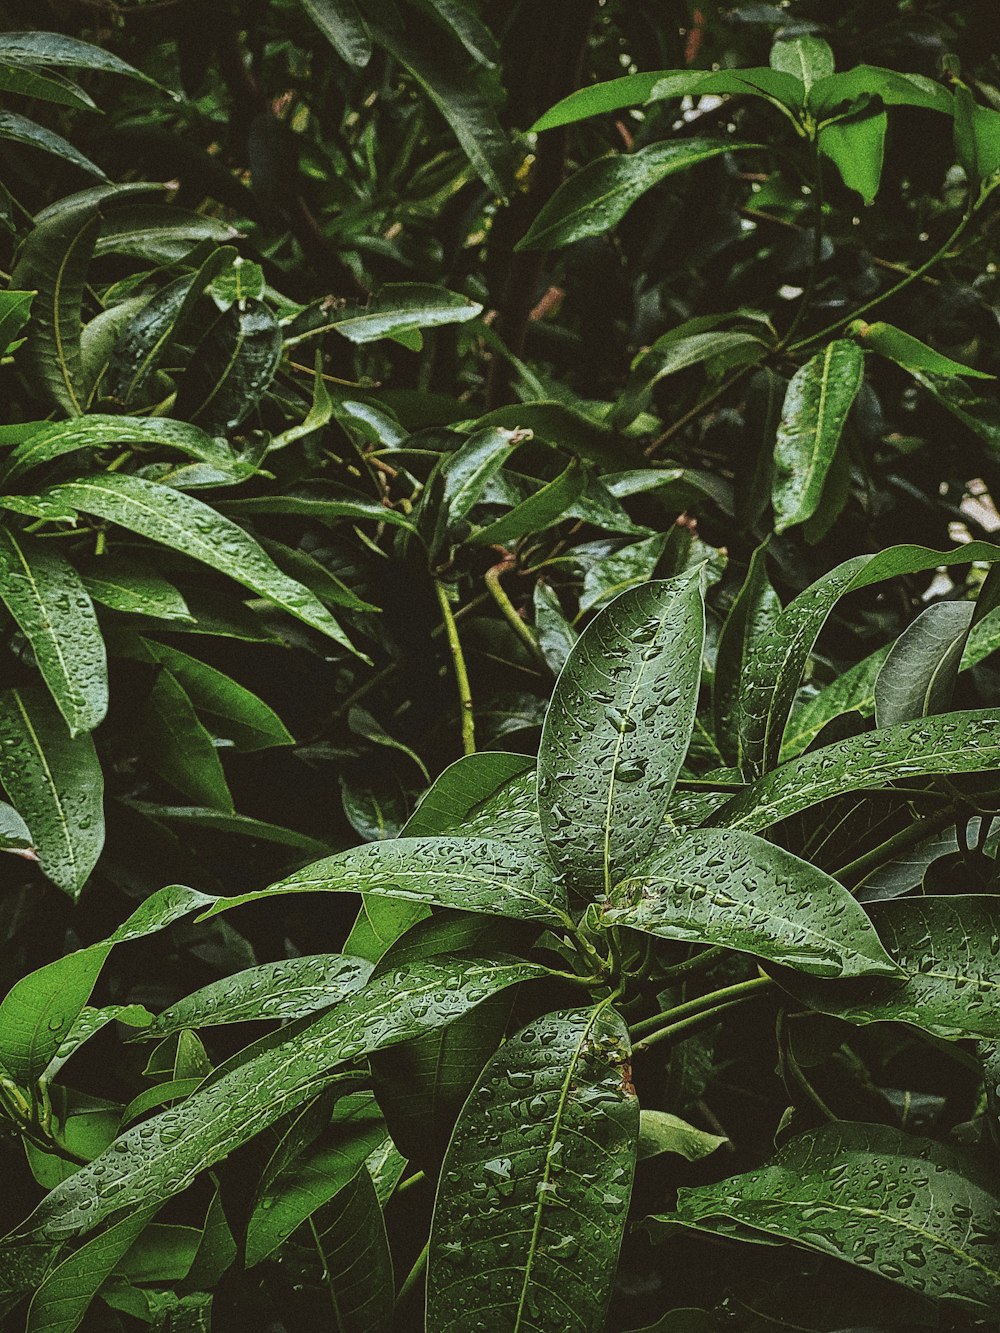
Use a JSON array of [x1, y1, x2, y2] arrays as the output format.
[[874, 599, 973, 727], [769, 36, 834, 90], [0, 531, 107, 734], [954, 84, 1000, 183], [305, 1166, 394, 1329], [139, 954, 373, 1040], [6, 956, 545, 1248], [819, 107, 887, 203], [94, 209, 241, 266], [142, 667, 233, 812], [638, 1110, 726, 1163], [406, 752, 536, 837], [42, 474, 362, 654], [299, 0, 372, 65], [25, 1204, 160, 1333], [141, 640, 293, 750], [174, 300, 282, 433], [0, 111, 105, 180], [772, 340, 864, 534], [854, 319, 994, 379], [124, 801, 330, 854], [658, 1122, 1000, 1314], [0, 289, 34, 355], [427, 1005, 638, 1332], [469, 459, 585, 547], [713, 543, 780, 768], [579, 534, 669, 614], [424, 0, 498, 67], [809, 66, 953, 117], [80, 557, 191, 621], [713, 709, 1000, 833], [0, 687, 103, 898], [200, 837, 570, 926], [606, 827, 900, 977], [613, 330, 767, 429], [0, 63, 96, 110], [371, 24, 511, 195], [0, 30, 158, 86], [538, 575, 704, 896], [534, 581, 578, 675], [531, 68, 804, 132], [332, 283, 483, 344], [780, 896, 1000, 1040], [518, 141, 757, 251], [738, 542, 1000, 776], [0, 800, 33, 851], [0, 886, 210, 1086]]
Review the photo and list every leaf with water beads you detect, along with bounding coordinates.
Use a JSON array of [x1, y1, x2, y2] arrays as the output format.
[[427, 1005, 638, 1333], [602, 828, 900, 978], [776, 896, 1000, 1040], [538, 574, 704, 899], [198, 837, 570, 927], [652, 1122, 1000, 1315]]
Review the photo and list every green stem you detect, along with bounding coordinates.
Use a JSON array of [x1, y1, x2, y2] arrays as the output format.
[[485, 561, 546, 666], [629, 975, 773, 1039], [396, 1240, 429, 1308], [657, 945, 726, 981], [395, 1169, 426, 1196], [832, 803, 959, 887], [634, 996, 758, 1051], [434, 579, 476, 756]]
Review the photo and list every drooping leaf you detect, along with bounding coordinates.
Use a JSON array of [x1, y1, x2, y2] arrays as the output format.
[[141, 667, 233, 812], [125, 802, 330, 855], [0, 111, 105, 180], [0, 63, 96, 110], [41, 474, 361, 654], [819, 106, 887, 203], [772, 340, 863, 534], [0, 686, 104, 898], [534, 581, 578, 675], [200, 837, 570, 927], [333, 283, 483, 345], [299, 0, 372, 67], [612, 331, 766, 429], [427, 1005, 638, 1333], [713, 543, 780, 767], [603, 827, 900, 978], [0, 290, 34, 355], [174, 300, 282, 433], [874, 599, 974, 727], [0, 30, 158, 86], [79, 557, 192, 622], [713, 710, 1000, 832], [538, 575, 704, 897], [0, 530, 107, 734], [519, 141, 757, 251], [656, 1122, 1000, 1314], [953, 84, 1000, 183], [638, 1109, 726, 1163]]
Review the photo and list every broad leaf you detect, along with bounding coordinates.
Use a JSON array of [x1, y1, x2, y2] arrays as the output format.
[[302, 1166, 393, 1331], [519, 141, 756, 251], [80, 557, 191, 622], [141, 667, 233, 812], [0, 531, 107, 734], [200, 837, 571, 927], [874, 599, 973, 727], [427, 1005, 638, 1332], [780, 896, 1000, 1040], [772, 340, 863, 534], [603, 827, 900, 978], [42, 474, 361, 653], [770, 36, 834, 90], [657, 1122, 1000, 1314], [332, 283, 482, 344], [809, 66, 953, 116], [0, 687, 103, 898], [713, 709, 1000, 832], [538, 575, 704, 896], [819, 107, 886, 203], [638, 1110, 726, 1162]]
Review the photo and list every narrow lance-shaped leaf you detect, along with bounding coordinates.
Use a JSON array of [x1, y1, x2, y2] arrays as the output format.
[[655, 1122, 1000, 1315], [519, 140, 758, 251], [174, 300, 282, 433], [0, 30, 160, 85], [427, 1005, 639, 1333], [198, 837, 570, 927], [80, 557, 191, 622], [0, 687, 103, 899], [712, 709, 1000, 833], [713, 542, 779, 767], [603, 827, 900, 978], [852, 319, 994, 379], [0, 531, 107, 735], [538, 575, 704, 897], [874, 599, 974, 727], [772, 340, 863, 534], [0, 111, 106, 181], [330, 283, 482, 344], [41, 473, 362, 655], [298, 0, 372, 67], [778, 896, 1000, 1040], [3, 956, 547, 1251], [469, 459, 585, 547]]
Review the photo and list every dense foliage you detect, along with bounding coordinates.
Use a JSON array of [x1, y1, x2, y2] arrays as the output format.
[[1, 2, 1000, 1329]]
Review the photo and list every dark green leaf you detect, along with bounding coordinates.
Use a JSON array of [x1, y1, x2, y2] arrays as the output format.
[[874, 600, 974, 727], [0, 111, 105, 181], [713, 543, 780, 767], [174, 300, 282, 433]]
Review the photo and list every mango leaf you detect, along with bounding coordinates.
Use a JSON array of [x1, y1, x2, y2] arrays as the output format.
[[658, 1122, 1000, 1314], [738, 542, 1000, 776], [819, 107, 886, 203], [0, 687, 103, 898], [713, 709, 1000, 833], [538, 575, 704, 897], [125, 802, 330, 854], [874, 600, 973, 727], [604, 827, 899, 978], [4, 956, 546, 1250], [0, 111, 105, 180], [772, 340, 863, 534], [303, 1166, 394, 1330], [199, 837, 571, 927], [332, 283, 482, 345], [0, 289, 34, 355], [779, 896, 1000, 1040], [299, 0, 372, 66], [427, 1005, 638, 1332], [94, 209, 240, 267], [534, 581, 578, 675], [174, 300, 282, 433], [139, 954, 373, 1041], [0, 801, 33, 851], [424, 0, 498, 67], [469, 459, 585, 547], [25, 1204, 161, 1333], [0, 886, 211, 1086], [638, 1109, 726, 1163], [808, 66, 953, 117], [0, 63, 96, 110], [79, 557, 191, 622], [713, 543, 780, 767], [519, 141, 757, 251], [770, 36, 833, 90], [854, 320, 994, 379], [612, 331, 766, 429], [0, 30, 158, 85], [41, 1005, 153, 1083], [954, 84, 1000, 183], [0, 531, 107, 735], [141, 668, 233, 812], [41, 473, 361, 654]]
